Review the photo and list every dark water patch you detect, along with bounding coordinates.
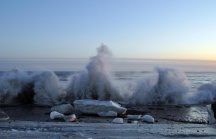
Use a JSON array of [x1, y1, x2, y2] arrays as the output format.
[[15, 82, 35, 104]]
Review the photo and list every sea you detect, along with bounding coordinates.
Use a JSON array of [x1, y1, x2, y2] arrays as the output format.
[[0, 57, 216, 105]]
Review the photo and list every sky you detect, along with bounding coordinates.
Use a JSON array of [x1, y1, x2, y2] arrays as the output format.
[[0, 0, 216, 60]]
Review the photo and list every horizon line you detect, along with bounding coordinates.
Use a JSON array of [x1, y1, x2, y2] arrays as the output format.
[[0, 57, 216, 61]]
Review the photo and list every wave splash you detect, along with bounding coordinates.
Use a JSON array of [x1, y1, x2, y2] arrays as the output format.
[[190, 82, 216, 104], [66, 44, 123, 102], [130, 67, 190, 105], [0, 44, 215, 106], [0, 69, 65, 105], [0, 44, 123, 105], [0, 69, 32, 104]]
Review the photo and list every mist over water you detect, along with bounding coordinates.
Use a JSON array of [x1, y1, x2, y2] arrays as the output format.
[[190, 82, 216, 104], [0, 69, 65, 105], [0, 69, 32, 104], [0, 45, 216, 105], [130, 68, 190, 105], [66, 44, 123, 102], [33, 71, 65, 105]]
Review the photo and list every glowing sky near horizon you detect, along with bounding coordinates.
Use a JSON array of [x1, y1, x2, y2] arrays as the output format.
[[0, 0, 216, 60]]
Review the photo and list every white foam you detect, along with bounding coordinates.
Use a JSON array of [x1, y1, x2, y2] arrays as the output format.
[[0, 69, 33, 104], [0, 45, 215, 106], [66, 44, 122, 101], [130, 67, 190, 105], [190, 82, 216, 104], [33, 71, 64, 105]]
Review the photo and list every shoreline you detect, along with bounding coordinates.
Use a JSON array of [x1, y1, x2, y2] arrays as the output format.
[[0, 104, 213, 138], [0, 121, 216, 138], [0, 104, 208, 123]]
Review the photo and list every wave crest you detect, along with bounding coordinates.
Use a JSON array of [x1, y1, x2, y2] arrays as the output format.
[[130, 67, 190, 105]]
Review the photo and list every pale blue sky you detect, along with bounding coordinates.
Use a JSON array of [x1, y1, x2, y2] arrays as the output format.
[[0, 0, 216, 60]]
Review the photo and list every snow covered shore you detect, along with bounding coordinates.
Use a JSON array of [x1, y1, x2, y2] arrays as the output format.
[[0, 104, 213, 138], [0, 121, 216, 139]]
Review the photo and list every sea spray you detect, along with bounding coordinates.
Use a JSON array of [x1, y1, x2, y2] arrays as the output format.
[[0, 69, 65, 105], [0, 69, 32, 104], [1, 46, 215, 106], [130, 67, 190, 105], [190, 82, 216, 104], [66, 44, 123, 101], [33, 71, 65, 105]]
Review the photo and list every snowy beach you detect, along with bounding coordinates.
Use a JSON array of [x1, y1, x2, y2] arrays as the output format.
[[1, 121, 216, 139], [0, 104, 215, 139]]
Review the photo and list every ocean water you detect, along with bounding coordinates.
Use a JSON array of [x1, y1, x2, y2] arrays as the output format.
[[0, 45, 216, 105], [54, 70, 216, 104]]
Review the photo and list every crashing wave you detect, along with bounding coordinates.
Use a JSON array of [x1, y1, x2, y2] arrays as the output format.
[[66, 44, 123, 101], [0, 69, 65, 105], [130, 67, 190, 105], [190, 82, 216, 104], [0, 69, 32, 104]]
